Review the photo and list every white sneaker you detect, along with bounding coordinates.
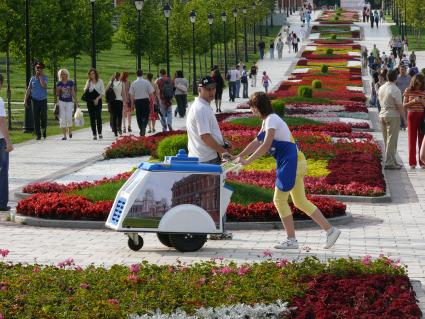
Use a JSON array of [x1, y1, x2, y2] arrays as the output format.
[[324, 227, 341, 249], [274, 239, 299, 250]]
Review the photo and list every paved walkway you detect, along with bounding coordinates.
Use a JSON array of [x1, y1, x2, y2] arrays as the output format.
[[1, 9, 425, 309]]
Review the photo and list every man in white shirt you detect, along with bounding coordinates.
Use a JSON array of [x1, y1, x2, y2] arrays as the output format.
[[129, 70, 155, 136], [186, 76, 233, 240], [0, 74, 13, 211], [187, 76, 230, 164], [227, 65, 240, 102]]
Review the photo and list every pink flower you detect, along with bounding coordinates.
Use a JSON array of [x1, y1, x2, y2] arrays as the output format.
[[0, 249, 9, 258], [198, 277, 206, 285], [237, 266, 251, 276], [33, 266, 41, 273], [108, 298, 119, 305], [263, 249, 273, 257], [80, 283, 90, 289], [57, 258, 75, 269], [220, 266, 233, 274], [0, 313, 4, 319], [75, 266, 83, 272], [129, 264, 140, 273], [127, 274, 138, 282], [276, 258, 289, 268], [362, 255, 372, 266]]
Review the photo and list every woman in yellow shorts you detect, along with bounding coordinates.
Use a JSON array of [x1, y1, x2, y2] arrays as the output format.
[[235, 92, 341, 250]]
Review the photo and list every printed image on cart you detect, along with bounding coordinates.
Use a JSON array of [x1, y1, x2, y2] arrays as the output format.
[[123, 173, 221, 229]]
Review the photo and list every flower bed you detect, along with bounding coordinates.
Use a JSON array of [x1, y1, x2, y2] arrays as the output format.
[[0, 251, 421, 319]]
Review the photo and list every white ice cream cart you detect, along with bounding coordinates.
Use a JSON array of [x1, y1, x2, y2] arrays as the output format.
[[105, 149, 238, 252]]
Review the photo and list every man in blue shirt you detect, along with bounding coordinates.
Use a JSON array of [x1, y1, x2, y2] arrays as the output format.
[[24, 62, 48, 140]]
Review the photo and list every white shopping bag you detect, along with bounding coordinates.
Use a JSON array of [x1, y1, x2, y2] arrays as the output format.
[[74, 107, 84, 127]]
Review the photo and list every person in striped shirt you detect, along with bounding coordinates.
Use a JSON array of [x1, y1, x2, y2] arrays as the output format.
[[403, 74, 425, 168]]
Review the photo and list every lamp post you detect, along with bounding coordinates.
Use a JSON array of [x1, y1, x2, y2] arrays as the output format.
[[403, 0, 406, 39], [90, 0, 96, 69], [135, 0, 144, 70], [221, 12, 228, 75], [252, 2, 257, 53], [286, 0, 289, 17], [208, 13, 214, 69], [164, 3, 171, 76], [23, 0, 33, 133], [190, 10, 197, 96], [232, 7, 238, 64], [242, 7, 248, 62]]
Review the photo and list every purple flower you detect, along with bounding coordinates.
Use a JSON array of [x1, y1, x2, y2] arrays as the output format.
[[237, 266, 251, 276], [129, 264, 140, 273]]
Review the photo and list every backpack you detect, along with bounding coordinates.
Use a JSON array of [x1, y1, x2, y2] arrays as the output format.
[[161, 78, 174, 100], [241, 71, 248, 84]]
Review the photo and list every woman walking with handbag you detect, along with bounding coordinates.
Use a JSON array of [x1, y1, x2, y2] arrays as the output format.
[[403, 74, 425, 169], [120, 72, 132, 133], [147, 73, 158, 133], [173, 70, 189, 118], [56, 69, 77, 140], [83, 68, 104, 140], [106, 72, 124, 137]]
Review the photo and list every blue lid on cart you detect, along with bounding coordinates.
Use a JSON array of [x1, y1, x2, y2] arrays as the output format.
[[139, 149, 222, 173]]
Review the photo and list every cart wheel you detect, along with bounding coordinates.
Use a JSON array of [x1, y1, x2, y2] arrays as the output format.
[[169, 234, 207, 252], [157, 233, 173, 247], [128, 235, 144, 251]]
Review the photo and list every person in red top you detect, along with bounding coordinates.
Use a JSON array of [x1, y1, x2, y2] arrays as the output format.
[[155, 69, 174, 132], [403, 73, 425, 168]]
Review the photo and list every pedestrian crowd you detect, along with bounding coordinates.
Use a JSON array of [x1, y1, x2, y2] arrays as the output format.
[[23, 64, 191, 140], [365, 40, 425, 170], [362, 6, 384, 29]]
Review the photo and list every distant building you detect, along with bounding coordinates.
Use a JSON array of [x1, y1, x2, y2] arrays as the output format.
[[171, 174, 220, 224], [129, 189, 169, 217]]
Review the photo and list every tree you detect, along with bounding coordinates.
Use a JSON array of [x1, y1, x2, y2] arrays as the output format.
[[116, 0, 165, 73], [0, 0, 24, 129]]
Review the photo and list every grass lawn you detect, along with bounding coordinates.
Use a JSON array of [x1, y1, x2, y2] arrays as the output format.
[[69, 180, 126, 202], [389, 25, 425, 51], [227, 181, 274, 205]]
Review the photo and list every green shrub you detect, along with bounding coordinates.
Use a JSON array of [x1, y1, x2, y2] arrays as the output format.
[[331, 34, 337, 40], [321, 64, 329, 73], [312, 80, 322, 89], [326, 48, 334, 55], [271, 99, 285, 116], [297, 86, 313, 98], [156, 134, 188, 161]]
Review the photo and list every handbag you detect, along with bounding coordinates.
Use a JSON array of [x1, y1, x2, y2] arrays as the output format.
[[81, 89, 89, 102], [53, 103, 60, 120], [105, 81, 116, 103]]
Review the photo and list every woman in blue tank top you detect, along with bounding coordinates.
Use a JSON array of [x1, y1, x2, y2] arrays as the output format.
[[235, 92, 341, 250]]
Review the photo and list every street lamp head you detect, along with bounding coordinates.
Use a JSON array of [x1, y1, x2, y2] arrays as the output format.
[[221, 12, 227, 22], [163, 3, 171, 18], [208, 13, 214, 25], [242, 7, 247, 14], [252, 2, 256, 10], [90, 0, 96, 2], [134, 0, 144, 11], [232, 7, 238, 18], [189, 10, 197, 24]]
